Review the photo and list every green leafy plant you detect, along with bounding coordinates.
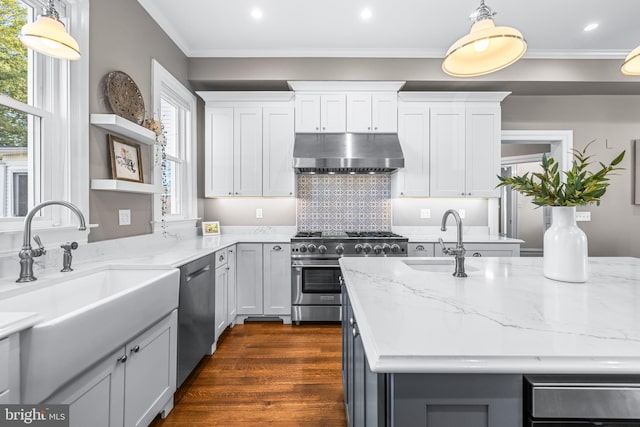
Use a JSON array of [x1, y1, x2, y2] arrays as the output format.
[[496, 141, 625, 206]]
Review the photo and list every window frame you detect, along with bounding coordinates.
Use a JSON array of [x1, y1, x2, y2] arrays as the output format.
[[0, 0, 89, 252], [151, 59, 198, 229]]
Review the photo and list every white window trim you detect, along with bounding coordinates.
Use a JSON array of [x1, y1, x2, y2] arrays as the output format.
[[0, 0, 89, 253], [151, 59, 198, 231]]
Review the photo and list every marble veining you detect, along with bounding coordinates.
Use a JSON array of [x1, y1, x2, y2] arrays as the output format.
[[340, 256, 640, 373]]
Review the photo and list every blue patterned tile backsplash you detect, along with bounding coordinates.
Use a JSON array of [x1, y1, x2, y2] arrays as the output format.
[[297, 175, 391, 231]]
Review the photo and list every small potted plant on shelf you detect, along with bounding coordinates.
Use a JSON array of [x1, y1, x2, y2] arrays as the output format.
[[496, 140, 625, 283]]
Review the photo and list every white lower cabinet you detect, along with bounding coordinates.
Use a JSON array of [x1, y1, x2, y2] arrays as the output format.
[[0, 334, 20, 404], [49, 310, 177, 427], [236, 243, 291, 322], [227, 246, 237, 326], [214, 249, 229, 341]]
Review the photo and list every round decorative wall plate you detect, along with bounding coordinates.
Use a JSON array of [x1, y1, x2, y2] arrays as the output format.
[[104, 71, 145, 125]]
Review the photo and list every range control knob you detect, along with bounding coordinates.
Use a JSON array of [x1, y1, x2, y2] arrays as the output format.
[[335, 244, 345, 255], [318, 245, 327, 254], [299, 245, 308, 253], [307, 244, 317, 253], [391, 244, 401, 254], [363, 243, 372, 255], [373, 245, 383, 255], [354, 244, 364, 254], [382, 244, 391, 254]]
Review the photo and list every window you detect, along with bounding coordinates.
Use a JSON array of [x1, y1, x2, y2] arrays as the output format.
[[152, 60, 197, 227], [0, 0, 89, 251]]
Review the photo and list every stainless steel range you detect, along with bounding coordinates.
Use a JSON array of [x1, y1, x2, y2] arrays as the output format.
[[291, 231, 408, 324]]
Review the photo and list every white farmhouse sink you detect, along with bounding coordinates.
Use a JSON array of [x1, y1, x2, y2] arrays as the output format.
[[0, 265, 180, 403], [403, 259, 479, 273]]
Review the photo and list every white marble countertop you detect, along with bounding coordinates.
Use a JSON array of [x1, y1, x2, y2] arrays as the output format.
[[339, 256, 640, 374]]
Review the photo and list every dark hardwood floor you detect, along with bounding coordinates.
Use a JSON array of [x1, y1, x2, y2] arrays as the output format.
[[151, 323, 347, 426]]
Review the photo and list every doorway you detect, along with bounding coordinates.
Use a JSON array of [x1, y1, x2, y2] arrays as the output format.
[[500, 130, 573, 256]]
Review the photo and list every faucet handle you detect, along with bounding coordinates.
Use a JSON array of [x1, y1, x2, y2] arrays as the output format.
[[32, 234, 46, 256], [438, 237, 451, 255], [61, 241, 79, 251]]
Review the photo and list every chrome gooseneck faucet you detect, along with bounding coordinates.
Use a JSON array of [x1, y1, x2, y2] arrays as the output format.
[[17, 201, 87, 283], [439, 209, 467, 278]]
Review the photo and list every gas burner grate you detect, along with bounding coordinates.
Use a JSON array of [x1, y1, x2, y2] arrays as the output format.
[[295, 231, 322, 238], [345, 231, 403, 238]]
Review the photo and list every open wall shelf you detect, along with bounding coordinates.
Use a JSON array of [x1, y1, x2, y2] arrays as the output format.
[[90, 114, 157, 145], [91, 179, 163, 194]]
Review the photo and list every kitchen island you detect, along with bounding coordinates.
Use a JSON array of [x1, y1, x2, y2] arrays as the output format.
[[339, 256, 640, 427]]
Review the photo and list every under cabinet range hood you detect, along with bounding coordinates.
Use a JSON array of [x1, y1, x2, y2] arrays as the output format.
[[293, 133, 405, 175]]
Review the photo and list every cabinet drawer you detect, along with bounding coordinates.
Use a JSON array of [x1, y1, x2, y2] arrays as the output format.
[[0, 337, 9, 393], [215, 249, 228, 268], [408, 243, 435, 257]]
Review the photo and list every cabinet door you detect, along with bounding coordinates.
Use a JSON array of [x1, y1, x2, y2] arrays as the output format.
[[263, 106, 295, 196], [227, 246, 237, 325], [214, 265, 228, 341], [393, 104, 430, 197], [233, 107, 263, 196], [236, 243, 264, 315], [346, 94, 372, 133], [263, 243, 291, 315], [465, 106, 501, 197], [295, 94, 321, 132], [49, 348, 125, 427], [430, 106, 466, 197], [372, 93, 398, 133], [124, 310, 177, 427], [204, 107, 234, 197], [321, 94, 346, 132]]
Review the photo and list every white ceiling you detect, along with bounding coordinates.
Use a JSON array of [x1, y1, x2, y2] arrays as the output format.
[[136, 0, 639, 59]]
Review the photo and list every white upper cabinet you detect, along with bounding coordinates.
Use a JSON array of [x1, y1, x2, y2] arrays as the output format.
[[396, 92, 509, 199], [263, 106, 295, 196], [347, 93, 398, 133], [233, 107, 263, 197], [295, 94, 346, 133], [393, 103, 430, 197], [205, 107, 234, 197], [429, 105, 467, 197], [199, 92, 295, 198]]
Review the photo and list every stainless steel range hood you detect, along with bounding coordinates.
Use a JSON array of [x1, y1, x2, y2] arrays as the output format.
[[293, 133, 404, 175]]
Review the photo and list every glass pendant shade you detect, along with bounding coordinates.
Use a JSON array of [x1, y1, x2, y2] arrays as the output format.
[[20, 16, 80, 61], [621, 45, 640, 75], [443, 10, 526, 77]]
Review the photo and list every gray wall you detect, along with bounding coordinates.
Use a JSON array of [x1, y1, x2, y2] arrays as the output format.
[[502, 95, 640, 257], [88, 0, 190, 242]]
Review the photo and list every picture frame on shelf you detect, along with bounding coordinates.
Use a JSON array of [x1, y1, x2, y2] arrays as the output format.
[[202, 221, 220, 236], [108, 134, 143, 182]]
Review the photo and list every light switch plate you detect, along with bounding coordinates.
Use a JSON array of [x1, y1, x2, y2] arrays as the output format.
[[420, 209, 431, 219], [575, 211, 591, 221], [256, 208, 263, 219], [118, 209, 131, 226]]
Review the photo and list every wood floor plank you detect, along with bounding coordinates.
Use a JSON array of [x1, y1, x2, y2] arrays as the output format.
[[150, 323, 347, 426]]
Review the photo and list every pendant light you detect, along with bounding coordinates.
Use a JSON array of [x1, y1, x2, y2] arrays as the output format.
[[19, 0, 80, 60], [443, 0, 526, 77], [621, 45, 640, 75]]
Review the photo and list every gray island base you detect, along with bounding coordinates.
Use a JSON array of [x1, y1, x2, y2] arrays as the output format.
[[339, 257, 640, 427]]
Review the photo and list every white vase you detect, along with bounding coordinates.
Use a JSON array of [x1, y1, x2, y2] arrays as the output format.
[[543, 206, 588, 282]]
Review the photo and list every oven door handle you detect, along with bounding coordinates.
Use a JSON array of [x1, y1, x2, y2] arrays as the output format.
[[291, 264, 340, 269]]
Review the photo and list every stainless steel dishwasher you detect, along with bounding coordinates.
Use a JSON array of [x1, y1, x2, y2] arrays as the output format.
[[525, 375, 640, 426], [177, 254, 215, 387]]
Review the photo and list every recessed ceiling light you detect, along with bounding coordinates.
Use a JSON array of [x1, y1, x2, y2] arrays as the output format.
[[583, 22, 599, 32], [360, 8, 372, 20], [251, 8, 263, 20]]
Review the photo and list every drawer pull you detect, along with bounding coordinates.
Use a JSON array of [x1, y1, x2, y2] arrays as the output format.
[[473, 252, 482, 257], [416, 245, 425, 251], [273, 245, 282, 251]]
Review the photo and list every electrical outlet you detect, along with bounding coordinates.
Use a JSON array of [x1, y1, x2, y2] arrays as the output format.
[[118, 209, 131, 226], [458, 209, 466, 219], [420, 209, 431, 219], [256, 208, 263, 219], [575, 211, 591, 222]]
